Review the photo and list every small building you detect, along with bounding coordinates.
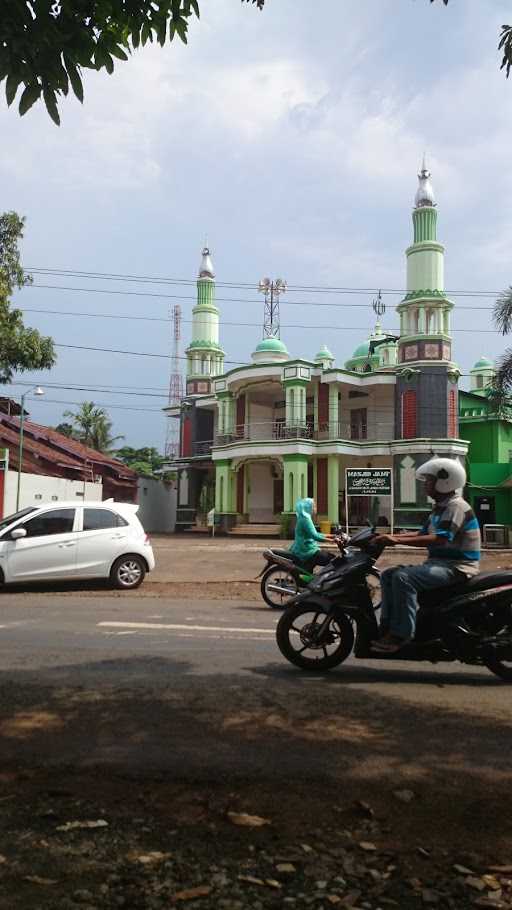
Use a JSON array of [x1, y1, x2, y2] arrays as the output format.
[[167, 161, 468, 534], [459, 357, 512, 532]]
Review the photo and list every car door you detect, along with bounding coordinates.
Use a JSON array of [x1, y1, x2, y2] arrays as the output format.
[[75, 507, 130, 577], [5, 508, 78, 582]]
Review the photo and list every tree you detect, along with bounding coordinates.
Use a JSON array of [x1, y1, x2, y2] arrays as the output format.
[[62, 401, 124, 453], [491, 290, 512, 412], [0, 212, 55, 383], [54, 421, 74, 437], [0, 0, 263, 126], [115, 445, 166, 476]]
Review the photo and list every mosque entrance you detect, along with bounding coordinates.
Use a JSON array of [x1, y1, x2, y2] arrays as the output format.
[[248, 462, 275, 523]]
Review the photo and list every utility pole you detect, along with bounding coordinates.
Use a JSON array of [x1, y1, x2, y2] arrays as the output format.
[[258, 277, 287, 339], [165, 304, 183, 459]]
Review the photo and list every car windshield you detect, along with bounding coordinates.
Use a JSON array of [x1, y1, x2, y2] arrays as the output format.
[[0, 507, 37, 533]]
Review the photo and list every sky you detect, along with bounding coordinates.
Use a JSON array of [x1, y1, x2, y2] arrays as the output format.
[[1, 0, 512, 449]]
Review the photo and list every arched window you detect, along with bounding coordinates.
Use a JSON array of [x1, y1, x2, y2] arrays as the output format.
[[290, 388, 295, 424], [300, 473, 305, 498], [201, 356, 207, 375], [219, 476, 224, 512], [289, 472, 294, 510]]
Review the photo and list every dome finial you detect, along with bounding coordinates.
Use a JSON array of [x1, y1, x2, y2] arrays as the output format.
[[414, 155, 436, 208], [199, 245, 215, 279]]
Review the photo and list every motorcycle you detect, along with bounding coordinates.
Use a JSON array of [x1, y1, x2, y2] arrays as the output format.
[[276, 526, 512, 681], [259, 530, 348, 609]]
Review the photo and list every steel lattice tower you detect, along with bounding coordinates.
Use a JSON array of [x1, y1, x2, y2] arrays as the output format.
[[165, 304, 183, 458]]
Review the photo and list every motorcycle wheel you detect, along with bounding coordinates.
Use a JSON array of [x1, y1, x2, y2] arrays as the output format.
[[482, 620, 512, 682], [261, 565, 300, 609], [276, 602, 354, 670]]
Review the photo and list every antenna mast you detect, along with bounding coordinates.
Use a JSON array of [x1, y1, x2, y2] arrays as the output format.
[[165, 304, 183, 458]]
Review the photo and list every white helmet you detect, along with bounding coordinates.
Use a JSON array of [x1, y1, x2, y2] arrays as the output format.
[[415, 457, 466, 494]]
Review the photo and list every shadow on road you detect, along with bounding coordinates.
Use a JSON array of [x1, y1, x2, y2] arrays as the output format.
[[247, 660, 504, 687]]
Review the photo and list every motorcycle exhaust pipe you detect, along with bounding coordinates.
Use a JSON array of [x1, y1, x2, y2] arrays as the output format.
[[267, 583, 296, 596]]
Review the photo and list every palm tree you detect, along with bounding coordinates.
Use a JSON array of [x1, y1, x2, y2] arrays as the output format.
[[63, 402, 124, 453], [492, 289, 512, 413]]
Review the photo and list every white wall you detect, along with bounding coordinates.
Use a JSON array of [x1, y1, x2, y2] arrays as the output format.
[[248, 401, 274, 440], [3, 470, 102, 516], [137, 477, 177, 533], [339, 386, 395, 441]]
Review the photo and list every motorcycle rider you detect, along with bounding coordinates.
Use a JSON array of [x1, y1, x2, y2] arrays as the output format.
[[372, 457, 481, 654], [288, 498, 339, 572]]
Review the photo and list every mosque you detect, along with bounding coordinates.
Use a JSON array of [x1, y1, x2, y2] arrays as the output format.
[[167, 163, 496, 534]]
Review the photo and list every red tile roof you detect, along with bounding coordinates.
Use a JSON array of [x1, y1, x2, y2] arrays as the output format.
[[0, 415, 137, 482]]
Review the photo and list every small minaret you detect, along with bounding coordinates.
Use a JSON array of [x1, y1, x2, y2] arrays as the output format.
[[185, 247, 225, 394], [470, 356, 496, 395]]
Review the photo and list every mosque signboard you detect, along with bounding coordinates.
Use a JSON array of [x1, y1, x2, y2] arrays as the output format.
[[344, 468, 394, 535], [346, 469, 392, 496]]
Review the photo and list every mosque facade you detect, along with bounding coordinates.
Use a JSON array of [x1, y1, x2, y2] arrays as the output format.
[[167, 163, 476, 533]]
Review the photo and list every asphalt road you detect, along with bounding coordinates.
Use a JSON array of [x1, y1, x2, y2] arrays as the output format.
[[0, 589, 510, 849], [0, 591, 509, 712]]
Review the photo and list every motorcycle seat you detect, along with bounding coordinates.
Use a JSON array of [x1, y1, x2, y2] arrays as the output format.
[[418, 570, 512, 606]]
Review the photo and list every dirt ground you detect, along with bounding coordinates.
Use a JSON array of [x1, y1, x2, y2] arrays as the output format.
[[141, 536, 512, 600]]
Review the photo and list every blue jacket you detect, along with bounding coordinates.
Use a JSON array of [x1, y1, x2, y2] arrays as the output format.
[[289, 498, 326, 562]]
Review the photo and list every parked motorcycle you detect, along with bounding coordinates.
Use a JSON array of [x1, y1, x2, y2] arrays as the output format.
[[276, 526, 512, 681]]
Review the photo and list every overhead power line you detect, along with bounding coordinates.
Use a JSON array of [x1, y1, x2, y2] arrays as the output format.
[[24, 281, 501, 310], [25, 266, 506, 298], [20, 307, 503, 334]]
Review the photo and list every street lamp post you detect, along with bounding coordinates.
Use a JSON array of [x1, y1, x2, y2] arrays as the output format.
[[16, 386, 44, 510]]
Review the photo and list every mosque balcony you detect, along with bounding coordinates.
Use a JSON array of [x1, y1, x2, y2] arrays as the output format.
[[213, 419, 395, 445]]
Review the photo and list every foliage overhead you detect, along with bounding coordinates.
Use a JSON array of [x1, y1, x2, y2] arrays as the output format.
[[0, 1, 263, 125], [2, 1, 511, 125], [62, 401, 124, 453], [430, 0, 512, 77], [0, 212, 55, 383]]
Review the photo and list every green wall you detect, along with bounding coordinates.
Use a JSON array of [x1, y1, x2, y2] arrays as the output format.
[[467, 463, 512, 525]]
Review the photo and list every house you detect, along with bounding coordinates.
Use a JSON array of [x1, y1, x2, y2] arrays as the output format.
[[167, 162, 468, 534], [0, 410, 138, 516]]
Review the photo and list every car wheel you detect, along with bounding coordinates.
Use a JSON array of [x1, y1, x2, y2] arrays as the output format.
[[111, 555, 146, 590]]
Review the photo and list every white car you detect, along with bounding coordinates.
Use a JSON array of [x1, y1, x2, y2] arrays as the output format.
[[0, 500, 155, 589]]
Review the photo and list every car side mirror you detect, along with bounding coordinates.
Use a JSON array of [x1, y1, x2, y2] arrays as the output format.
[[10, 527, 27, 540]]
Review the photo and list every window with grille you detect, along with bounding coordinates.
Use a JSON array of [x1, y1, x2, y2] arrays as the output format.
[[448, 389, 457, 438], [401, 390, 417, 439]]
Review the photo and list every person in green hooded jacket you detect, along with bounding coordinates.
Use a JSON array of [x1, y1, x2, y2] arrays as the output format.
[[289, 498, 338, 571]]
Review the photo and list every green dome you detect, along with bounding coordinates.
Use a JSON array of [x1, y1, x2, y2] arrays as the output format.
[[472, 356, 494, 370], [352, 341, 370, 358], [315, 344, 334, 361], [255, 338, 288, 354]]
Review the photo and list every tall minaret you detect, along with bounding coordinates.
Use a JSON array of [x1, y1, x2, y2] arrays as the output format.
[[395, 161, 459, 440], [396, 158, 454, 365], [185, 247, 225, 395]]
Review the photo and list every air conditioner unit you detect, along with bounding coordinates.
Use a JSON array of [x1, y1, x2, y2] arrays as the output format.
[[483, 525, 507, 548]]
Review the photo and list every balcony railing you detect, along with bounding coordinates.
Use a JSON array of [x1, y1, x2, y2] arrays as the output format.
[[213, 421, 395, 445], [192, 440, 214, 455]]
